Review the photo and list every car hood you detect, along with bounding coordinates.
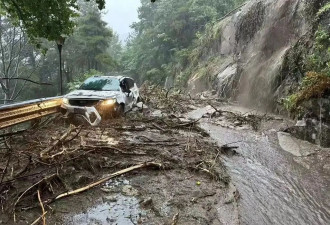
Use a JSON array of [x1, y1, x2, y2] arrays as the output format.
[[65, 90, 122, 100]]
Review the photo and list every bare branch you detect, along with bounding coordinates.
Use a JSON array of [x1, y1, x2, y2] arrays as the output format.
[[0, 77, 52, 85]]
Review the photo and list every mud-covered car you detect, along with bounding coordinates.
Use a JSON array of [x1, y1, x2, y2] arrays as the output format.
[[61, 75, 140, 125]]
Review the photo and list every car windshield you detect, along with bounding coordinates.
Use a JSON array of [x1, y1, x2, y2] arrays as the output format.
[[79, 77, 120, 91]]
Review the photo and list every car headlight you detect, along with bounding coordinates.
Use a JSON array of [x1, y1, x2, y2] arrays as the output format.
[[62, 98, 69, 105], [102, 99, 116, 105]]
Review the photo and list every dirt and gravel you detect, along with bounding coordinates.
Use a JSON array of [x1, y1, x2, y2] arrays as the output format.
[[0, 85, 244, 225], [1, 84, 328, 225]]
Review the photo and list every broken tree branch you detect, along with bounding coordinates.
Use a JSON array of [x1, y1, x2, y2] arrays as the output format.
[[40, 125, 75, 159], [37, 190, 46, 225], [82, 145, 147, 155], [47, 162, 162, 203], [0, 77, 52, 86], [30, 211, 48, 225], [13, 173, 56, 222], [171, 213, 179, 225], [171, 119, 200, 129]]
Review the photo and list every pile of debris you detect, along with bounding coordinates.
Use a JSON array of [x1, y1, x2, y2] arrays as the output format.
[[0, 87, 236, 224]]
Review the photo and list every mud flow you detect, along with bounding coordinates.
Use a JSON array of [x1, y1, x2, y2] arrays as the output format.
[[0, 85, 329, 225], [189, 105, 330, 225]]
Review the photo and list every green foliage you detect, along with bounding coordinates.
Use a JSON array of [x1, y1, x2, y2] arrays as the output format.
[[67, 69, 102, 91], [145, 68, 166, 84], [284, 72, 330, 111], [1, 0, 120, 101], [60, 0, 118, 86], [284, 4, 330, 112], [283, 93, 299, 112], [122, 0, 245, 85], [306, 28, 330, 76], [0, 0, 105, 42], [317, 2, 330, 17]]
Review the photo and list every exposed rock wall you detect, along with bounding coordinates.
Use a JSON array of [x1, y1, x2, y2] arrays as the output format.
[[187, 0, 322, 110], [185, 0, 329, 146]]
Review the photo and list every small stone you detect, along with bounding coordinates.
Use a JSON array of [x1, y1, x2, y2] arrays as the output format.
[[122, 185, 139, 196], [100, 187, 115, 193], [295, 120, 306, 127], [140, 197, 152, 207], [234, 121, 242, 126], [152, 110, 163, 117], [106, 217, 116, 223], [103, 196, 117, 202]]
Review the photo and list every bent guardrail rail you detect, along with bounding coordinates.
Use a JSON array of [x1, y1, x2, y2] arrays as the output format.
[[0, 97, 63, 129]]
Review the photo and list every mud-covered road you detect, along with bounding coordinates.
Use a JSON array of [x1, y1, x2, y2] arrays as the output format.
[[188, 105, 330, 225], [0, 86, 329, 225]]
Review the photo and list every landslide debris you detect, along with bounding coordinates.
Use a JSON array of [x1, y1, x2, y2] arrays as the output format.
[[0, 85, 235, 225]]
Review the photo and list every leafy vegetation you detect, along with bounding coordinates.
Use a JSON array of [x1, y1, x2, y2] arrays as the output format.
[[306, 28, 330, 77], [284, 72, 330, 111], [284, 4, 330, 112], [0, 0, 105, 42], [0, 0, 120, 102], [122, 0, 246, 85], [316, 2, 330, 17]]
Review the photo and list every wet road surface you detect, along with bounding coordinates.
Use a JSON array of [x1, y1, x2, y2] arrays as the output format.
[[189, 106, 330, 225]]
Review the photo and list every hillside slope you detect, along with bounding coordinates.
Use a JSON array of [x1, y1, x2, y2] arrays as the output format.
[[186, 0, 326, 109], [184, 0, 329, 146]]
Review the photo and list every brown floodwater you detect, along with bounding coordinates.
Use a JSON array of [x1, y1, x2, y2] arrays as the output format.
[[188, 105, 330, 225]]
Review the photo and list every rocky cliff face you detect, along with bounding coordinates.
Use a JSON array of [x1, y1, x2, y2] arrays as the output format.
[[185, 0, 329, 146], [188, 0, 310, 106]]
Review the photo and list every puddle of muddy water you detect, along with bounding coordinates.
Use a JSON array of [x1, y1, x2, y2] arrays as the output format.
[[64, 178, 146, 225], [67, 194, 142, 225]]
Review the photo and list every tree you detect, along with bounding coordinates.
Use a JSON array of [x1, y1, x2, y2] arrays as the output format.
[[0, 16, 45, 103], [122, 0, 245, 85], [61, 0, 114, 84], [0, 0, 106, 42]]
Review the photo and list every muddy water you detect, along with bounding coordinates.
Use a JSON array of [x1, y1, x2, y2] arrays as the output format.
[[188, 106, 330, 225], [64, 178, 146, 225]]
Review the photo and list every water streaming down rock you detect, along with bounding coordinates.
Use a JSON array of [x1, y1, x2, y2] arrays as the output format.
[[186, 0, 330, 146], [188, 0, 313, 109]]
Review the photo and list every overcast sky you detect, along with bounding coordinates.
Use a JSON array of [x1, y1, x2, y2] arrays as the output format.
[[102, 0, 141, 43]]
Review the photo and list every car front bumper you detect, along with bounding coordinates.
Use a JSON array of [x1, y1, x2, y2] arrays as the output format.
[[61, 104, 102, 126]]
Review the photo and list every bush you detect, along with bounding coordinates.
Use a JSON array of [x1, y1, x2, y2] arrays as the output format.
[[285, 72, 330, 111]]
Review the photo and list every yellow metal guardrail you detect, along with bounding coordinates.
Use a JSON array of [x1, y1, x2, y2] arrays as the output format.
[[0, 97, 63, 129]]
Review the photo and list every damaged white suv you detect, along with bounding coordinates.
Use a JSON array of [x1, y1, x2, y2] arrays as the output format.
[[61, 75, 140, 125]]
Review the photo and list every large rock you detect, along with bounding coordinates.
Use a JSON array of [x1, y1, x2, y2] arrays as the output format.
[[284, 97, 330, 147]]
